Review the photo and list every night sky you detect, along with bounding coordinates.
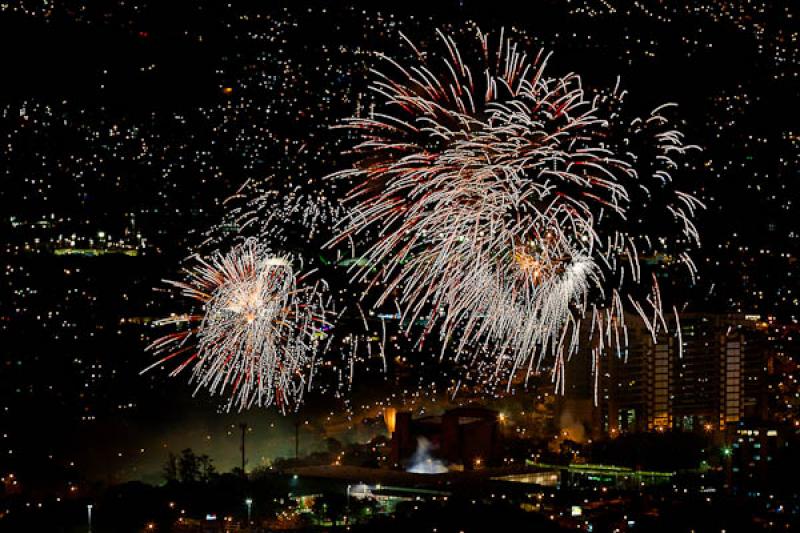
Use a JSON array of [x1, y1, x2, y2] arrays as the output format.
[[1, 0, 798, 488]]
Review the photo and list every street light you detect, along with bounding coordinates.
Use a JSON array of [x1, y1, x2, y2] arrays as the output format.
[[87, 504, 93, 533], [245, 498, 253, 524], [346, 484, 352, 525]]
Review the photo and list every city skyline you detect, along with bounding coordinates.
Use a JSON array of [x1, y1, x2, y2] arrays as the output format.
[[0, 1, 798, 532]]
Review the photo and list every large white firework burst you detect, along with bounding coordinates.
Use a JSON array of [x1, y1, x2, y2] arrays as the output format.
[[330, 27, 703, 394], [144, 238, 331, 412]]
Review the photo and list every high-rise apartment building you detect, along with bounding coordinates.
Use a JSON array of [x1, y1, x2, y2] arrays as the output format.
[[560, 313, 769, 435]]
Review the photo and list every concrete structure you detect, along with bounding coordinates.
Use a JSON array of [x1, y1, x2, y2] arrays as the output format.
[[390, 407, 501, 468], [559, 313, 770, 435]]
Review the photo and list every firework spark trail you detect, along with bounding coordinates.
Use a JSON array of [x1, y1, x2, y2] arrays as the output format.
[[329, 27, 703, 393], [144, 239, 331, 412]]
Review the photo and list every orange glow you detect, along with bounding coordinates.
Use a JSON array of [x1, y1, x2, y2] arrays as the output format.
[[513, 248, 540, 273], [383, 407, 397, 434]]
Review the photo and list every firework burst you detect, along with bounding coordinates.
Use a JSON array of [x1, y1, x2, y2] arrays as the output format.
[[144, 239, 331, 412], [330, 27, 703, 392]]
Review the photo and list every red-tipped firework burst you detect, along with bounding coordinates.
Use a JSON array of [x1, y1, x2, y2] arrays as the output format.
[[330, 27, 702, 395], [144, 239, 331, 412]]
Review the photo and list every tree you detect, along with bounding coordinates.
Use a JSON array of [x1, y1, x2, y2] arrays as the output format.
[[163, 452, 178, 484], [350, 496, 380, 523], [325, 437, 343, 455], [178, 448, 201, 483], [312, 493, 348, 526], [198, 454, 216, 482]]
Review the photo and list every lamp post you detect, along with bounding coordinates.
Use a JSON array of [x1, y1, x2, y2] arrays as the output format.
[[87, 504, 93, 533], [245, 498, 253, 525], [346, 484, 351, 525], [722, 445, 733, 492], [239, 423, 248, 477]]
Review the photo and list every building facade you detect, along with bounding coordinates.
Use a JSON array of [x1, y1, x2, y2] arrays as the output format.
[[560, 313, 770, 435]]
